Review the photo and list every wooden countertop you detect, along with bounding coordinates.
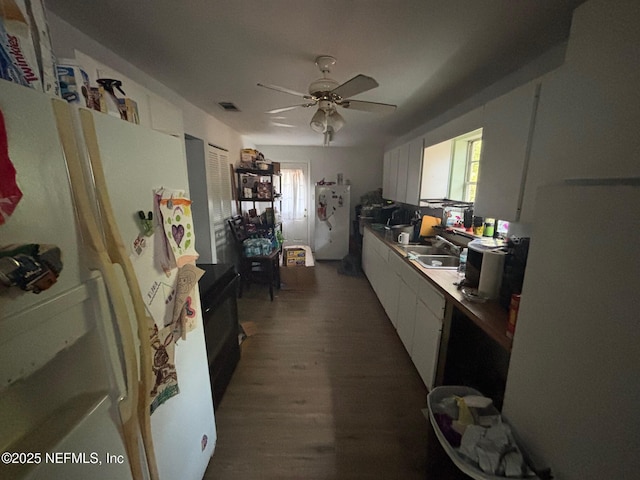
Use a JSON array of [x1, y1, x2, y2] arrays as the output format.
[[369, 227, 513, 351]]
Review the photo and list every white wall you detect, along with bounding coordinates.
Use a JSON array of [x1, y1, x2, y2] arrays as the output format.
[[257, 145, 383, 242]]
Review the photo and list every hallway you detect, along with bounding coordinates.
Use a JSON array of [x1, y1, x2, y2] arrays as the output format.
[[205, 260, 466, 479]]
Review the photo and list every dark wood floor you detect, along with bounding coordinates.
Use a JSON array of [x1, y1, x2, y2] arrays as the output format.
[[204, 260, 467, 480]]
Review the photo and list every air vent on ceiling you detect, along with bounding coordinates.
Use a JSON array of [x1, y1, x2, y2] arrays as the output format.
[[218, 102, 240, 112]]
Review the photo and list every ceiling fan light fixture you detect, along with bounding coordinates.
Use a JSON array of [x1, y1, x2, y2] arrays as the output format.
[[326, 110, 345, 132], [310, 109, 326, 133], [258, 55, 396, 141]]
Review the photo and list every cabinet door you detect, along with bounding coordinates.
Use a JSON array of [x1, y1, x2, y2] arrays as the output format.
[[474, 81, 541, 222], [417, 277, 445, 320], [396, 262, 423, 354], [370, 247, 382, 298], [383, 148, 399, 201], [387, 253, 407, 329], [421, 138, 451, 200], [405, 137, 424, 205], [385, 271, 401, 328], [396, 285, 417, 354], [395, 143, 409, 203], [369, 238, 389, 305], [362, 229, 373, 276], [412, 299, 443, 390]]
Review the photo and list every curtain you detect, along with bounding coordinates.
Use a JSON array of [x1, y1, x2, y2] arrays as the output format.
[[281, 168, 306, 221]]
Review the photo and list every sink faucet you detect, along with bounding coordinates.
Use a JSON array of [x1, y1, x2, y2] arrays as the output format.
[[387, 209, 400, 226], [434, 235, 461, 256]]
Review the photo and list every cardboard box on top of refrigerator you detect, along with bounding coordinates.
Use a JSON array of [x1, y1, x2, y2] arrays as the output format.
[[118, 97, 140, 124], [23, 0, 58, 96], [56, 60, 90, 105], [0, 0, 40, 90]]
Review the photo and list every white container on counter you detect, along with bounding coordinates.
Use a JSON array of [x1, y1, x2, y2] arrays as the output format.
[[478, 249, 506, 299]]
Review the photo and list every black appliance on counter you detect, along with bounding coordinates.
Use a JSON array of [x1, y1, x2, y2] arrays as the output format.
[[499, 237, 530, 309], [197, 263, 240, 409]]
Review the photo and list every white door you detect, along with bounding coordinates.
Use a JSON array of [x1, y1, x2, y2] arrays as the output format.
[[280, 162, 309, 246]]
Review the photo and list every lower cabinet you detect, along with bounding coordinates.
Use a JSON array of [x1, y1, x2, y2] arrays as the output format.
[[363, 228, 394, 317], [396, 259, 422, 354], [363, 229, 445, 389], [412, 299, 443, 390], [397, 285, 417, 353]]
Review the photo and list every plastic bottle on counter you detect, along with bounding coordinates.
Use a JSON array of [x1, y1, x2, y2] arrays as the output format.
[[458, 248, 468, 278]]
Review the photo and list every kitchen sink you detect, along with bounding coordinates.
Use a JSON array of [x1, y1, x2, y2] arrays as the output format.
[[397, 244, 440, 255], [414, 254, 460, 269]]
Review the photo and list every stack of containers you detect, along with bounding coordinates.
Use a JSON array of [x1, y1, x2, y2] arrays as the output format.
[[243, 237, 274, 257]]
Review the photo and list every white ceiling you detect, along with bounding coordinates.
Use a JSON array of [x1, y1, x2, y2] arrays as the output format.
[[46, 0, 585, 148]]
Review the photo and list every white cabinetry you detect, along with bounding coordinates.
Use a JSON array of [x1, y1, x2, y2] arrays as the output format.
[[362, 229, 445, 389], [413, 279, 445, 390], [405, 137, 424, 205], [474, 81, 541, 222], [362, 227, 373, 275], [382, 148, 399, 201], [421, 138, 452, 200], [383, 137, 424, 205], [387, 252, 406, 328], [395, 143, 409, 202], [396, 262, 424, 354], [363, 228, 392, 313]]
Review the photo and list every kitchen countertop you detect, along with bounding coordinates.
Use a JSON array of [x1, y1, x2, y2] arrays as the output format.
[[368, 226, 512, 351]]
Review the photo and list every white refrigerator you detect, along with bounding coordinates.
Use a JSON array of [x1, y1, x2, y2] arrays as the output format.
[[0, 80, 215, 480], [314, 184, 351, 260]]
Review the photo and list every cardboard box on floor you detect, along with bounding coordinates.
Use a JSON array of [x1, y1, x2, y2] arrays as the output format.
[[280, 245, 315, 288]]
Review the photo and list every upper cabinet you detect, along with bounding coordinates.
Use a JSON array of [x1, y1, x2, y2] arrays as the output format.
[[405, 137, 424, 205], [474, 81, 541, 222], [421, 138, 452, 200], [395, 143, 410, 202], [382, 138, 424, 205], [382, 148, 399, 201]]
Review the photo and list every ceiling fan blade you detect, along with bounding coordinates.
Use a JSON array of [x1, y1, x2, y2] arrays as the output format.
[[331, 74, 378, 99], [265, 103, 315, 114], [257, 83, 312, 99], [341, 99, 397, 114]]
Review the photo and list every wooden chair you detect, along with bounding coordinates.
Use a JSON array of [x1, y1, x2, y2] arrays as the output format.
[[227, 215, 280, 301]]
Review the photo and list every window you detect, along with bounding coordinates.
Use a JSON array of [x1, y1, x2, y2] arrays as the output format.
[[280, 168, 306, 221], [447, 128, 483, 202], [464, 138, 482, 202]]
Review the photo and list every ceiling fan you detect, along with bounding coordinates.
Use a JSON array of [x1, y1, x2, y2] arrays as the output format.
[[258, 56, 397, 145]]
